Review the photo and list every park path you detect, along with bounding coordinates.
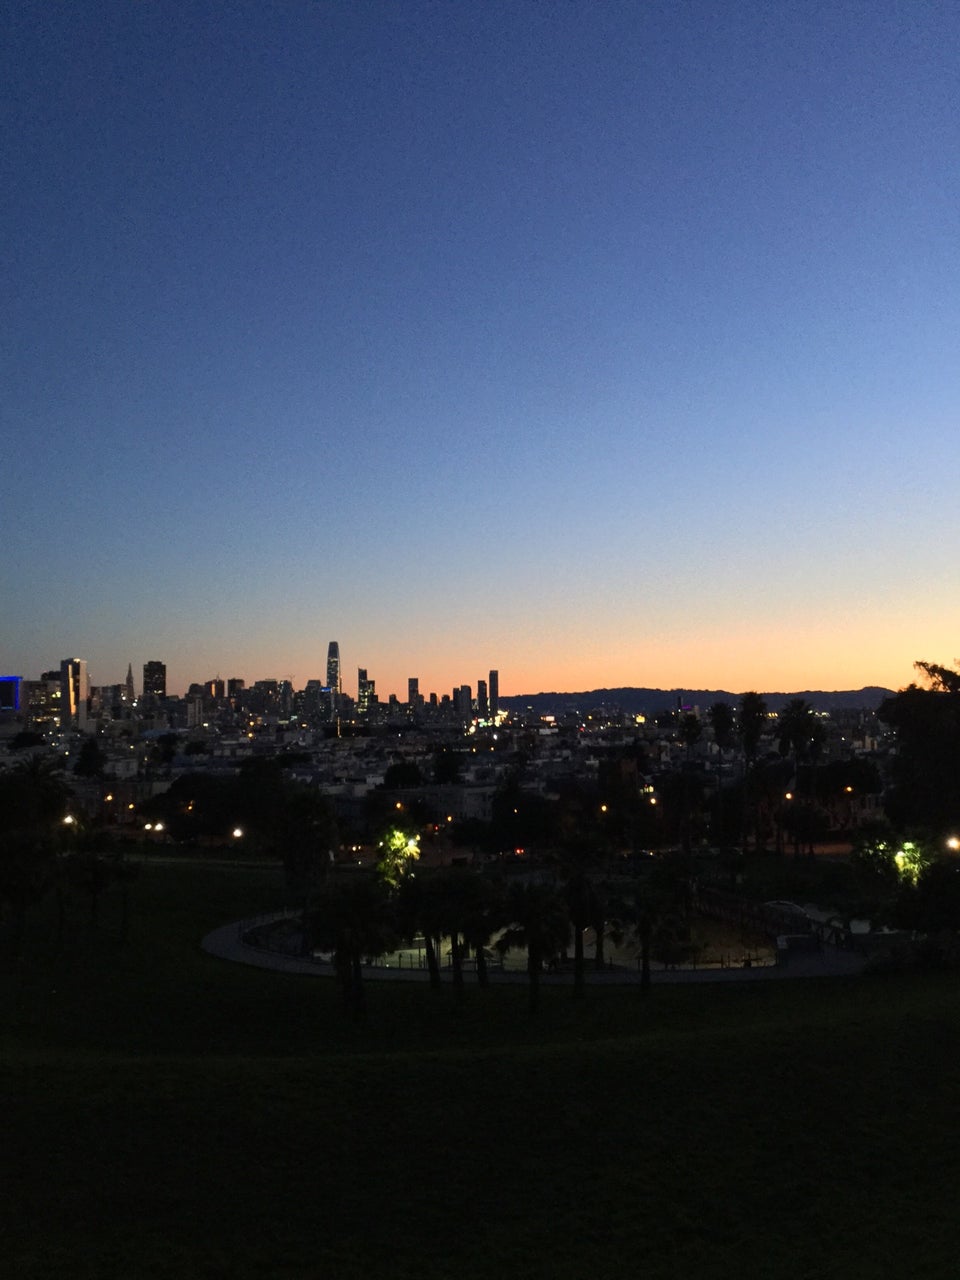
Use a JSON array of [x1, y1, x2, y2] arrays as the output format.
[[201, 917, 868, 985]]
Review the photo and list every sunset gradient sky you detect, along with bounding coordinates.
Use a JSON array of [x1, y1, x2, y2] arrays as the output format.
[[4, 1, 959, 699]]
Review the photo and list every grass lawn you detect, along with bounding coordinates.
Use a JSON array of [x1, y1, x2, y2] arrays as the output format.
[[3, 860, 960, 1278]]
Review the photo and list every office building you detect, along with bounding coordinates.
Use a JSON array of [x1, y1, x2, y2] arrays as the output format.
[[489, 669, 499, 718], [326, 642, 341, 696], [357, 668, 373, 718], [143, 660, 167, 703], [454, 684, 473, 721], [60, 658, 89, 729]]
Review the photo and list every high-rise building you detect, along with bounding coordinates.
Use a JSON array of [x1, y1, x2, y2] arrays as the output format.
[[477, 679, 488, 720], [407, 677, 419, 708], [143, 661, 166, 703], [326, 642, 341, 696], [454, 684, 473, 721], [60, 658, 89, 729], [124, 663, 135, 704], [489, 669, 499, 718], [357, 668, 372, 717]]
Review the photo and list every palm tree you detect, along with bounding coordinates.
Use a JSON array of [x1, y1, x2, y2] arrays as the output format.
[[678, 714, 702, 854], [564, 867, 601, 996], [496, 882, 570, 1015], [429, 866, 504, 999], [707, 701, 736, 845], [458, 872, 505, 989], [738, 692, 767, 852], [776, 699, 819, 854], [305, 875, 397, 1018], [396, 871, 444, 990]]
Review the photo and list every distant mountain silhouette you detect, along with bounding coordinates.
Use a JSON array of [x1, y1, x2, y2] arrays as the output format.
[[500, 687, 893, 716]]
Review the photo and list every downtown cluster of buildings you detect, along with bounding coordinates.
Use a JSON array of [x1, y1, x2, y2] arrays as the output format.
[[0, 645, 501, 734], [0, 646, 889, 850]]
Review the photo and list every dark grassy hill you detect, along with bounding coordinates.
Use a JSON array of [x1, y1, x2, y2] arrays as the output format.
[[2, 861, 955, 1279]]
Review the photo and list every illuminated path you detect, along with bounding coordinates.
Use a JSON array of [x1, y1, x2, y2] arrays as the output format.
[[201, 917, 868, 984]]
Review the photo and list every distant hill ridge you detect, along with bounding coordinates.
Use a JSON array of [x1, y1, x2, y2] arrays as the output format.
[[500, 687, 893, 715]]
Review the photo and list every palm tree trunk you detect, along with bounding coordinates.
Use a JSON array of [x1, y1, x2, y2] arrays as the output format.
[[424, 934, 442, 990], [594, 921, 606, 970], [474, 942, 488, 988], [527, 941, 541, 1016], [639, 915, 652, 993], [450, 932, 465, 1000], [350, 947, 365, 1019], [573, 924, 585, 997]]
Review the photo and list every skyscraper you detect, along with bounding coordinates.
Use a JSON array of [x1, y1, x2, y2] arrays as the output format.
[[357, 668, 370, 717], [489, 669, 499, 718], [124, 663, 135, 704], [407, 677, 419, 707], [454, 684, 473, 721], [60, 658, 89, 729], [477, 679, 488, 720], [143, 660, 166, 703], [326, 642, 341, 695]]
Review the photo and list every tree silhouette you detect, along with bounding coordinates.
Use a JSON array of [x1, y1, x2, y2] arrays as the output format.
[[496, 882, 569, 1015], [707, 701, 736, 846], [738, 692, 767, 852], [305, 875, 397, 1018], [879, 662, 960, 836], [73, 735, 107, 779]]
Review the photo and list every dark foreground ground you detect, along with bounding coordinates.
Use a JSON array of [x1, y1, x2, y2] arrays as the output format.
[[2, 861, 958, 1279]]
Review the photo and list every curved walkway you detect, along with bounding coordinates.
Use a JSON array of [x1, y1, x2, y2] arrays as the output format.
[[201, 917, 869, 985]]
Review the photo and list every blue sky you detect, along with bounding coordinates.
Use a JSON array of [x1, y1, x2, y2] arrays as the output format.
[[4, 0, 959, 698]]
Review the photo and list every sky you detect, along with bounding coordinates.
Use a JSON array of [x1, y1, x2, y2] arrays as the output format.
[[3, 0, 960, 700]]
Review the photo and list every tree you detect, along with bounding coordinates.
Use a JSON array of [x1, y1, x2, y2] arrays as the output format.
[[383, 761, 424, 789], [429, 866, 503, 999], [375, 827, 420, 888], [281, 790, 338, 916], [678, 714, 702, 854], [496, 882, 569, 1015], [738, 692, 767, 766], [433, 749, 463, 785], [396, 871, 445, 990], [879, 662, 960, 836], [738, 693, 767, 852], [0, 758, 71, 956], [707, 701, 736, 845], [73, 735, 107, 779], [304, 875, 397, 1018]]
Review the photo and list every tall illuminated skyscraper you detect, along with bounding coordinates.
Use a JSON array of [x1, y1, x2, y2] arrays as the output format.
[[60, 658, 89, 729], [326, 642, 341, 695], [489, 669, 499, 718], [357, 668, 372, 718]]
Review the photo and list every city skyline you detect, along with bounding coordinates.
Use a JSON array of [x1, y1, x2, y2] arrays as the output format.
[[5, 3, 959, 699], [2, 639, 918, 705]]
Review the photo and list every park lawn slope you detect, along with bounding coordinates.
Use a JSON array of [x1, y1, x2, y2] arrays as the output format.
[[2, 861, 960, 1278]]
